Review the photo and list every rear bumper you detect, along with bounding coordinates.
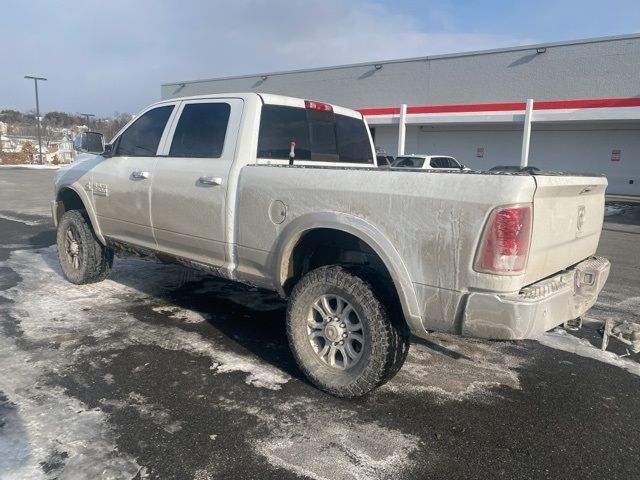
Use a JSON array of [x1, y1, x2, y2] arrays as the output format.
[[462, 256, 610, 340]]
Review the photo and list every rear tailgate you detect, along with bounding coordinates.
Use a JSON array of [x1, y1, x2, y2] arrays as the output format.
[[524, 175, 607, 285]]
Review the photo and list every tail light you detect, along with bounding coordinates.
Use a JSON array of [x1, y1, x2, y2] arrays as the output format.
[[475, 204, 532, 275], [305, 100, 333, 112]]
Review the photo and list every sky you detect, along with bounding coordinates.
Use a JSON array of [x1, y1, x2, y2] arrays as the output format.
[[1, 0, 638, 117]]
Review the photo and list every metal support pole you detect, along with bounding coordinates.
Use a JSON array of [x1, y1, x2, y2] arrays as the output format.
[[24, 75, 47, 164], [34, 81, 43, 164], [397, 103, 407, 156], [80, 113, 95, 128], [520, 98, 534, 168]]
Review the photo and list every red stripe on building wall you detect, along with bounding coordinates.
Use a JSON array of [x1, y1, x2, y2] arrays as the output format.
[[408, 102, 526, 114], [357, 97, 640, 116], [358, 106, 401, 115], [533, 97, 640, 110]]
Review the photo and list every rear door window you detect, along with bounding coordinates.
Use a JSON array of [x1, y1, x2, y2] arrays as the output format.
[[257, 105, 372, 164], [115, 105, 174, 157], [169, 102, 231, 158], [392, 157, 425, 168], [430, 157, 459, 168]]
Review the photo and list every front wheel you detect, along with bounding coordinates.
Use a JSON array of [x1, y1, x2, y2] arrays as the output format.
[[286, 266, 409, 397], [56, 210, 114, 284]]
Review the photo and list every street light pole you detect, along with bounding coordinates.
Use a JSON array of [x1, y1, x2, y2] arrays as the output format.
[[80, 113, 95, 128], [24, 75, 47, 164]]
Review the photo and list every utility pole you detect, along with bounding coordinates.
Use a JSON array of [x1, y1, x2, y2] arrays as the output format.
[[80, 113, 95, 129], [24, 75, 47, 164]]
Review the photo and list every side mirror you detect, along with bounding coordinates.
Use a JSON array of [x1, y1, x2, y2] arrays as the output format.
[[74, 131, 105, 154]]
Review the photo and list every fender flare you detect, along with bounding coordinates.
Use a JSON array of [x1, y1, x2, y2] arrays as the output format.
[[55, 184, 106, 245], [271, 211, 423, 332]]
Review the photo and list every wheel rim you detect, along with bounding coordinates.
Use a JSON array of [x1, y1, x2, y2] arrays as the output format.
[[307, 294, 364, 370], [64, 225, 83, 270]]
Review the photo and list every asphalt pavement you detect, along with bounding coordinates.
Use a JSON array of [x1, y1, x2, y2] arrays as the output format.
[[1, 167, 639, 480]]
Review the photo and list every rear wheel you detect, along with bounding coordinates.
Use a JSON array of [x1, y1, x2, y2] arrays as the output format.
[[286, 265, 409, 397], [56, 210, 113, 284]]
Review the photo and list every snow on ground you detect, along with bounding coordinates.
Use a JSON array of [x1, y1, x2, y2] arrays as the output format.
[[536, 271, 640, 375], [2, 247, 291, 390], [0, 164, 61, 169], [604, 205, 625, 217], [0, 212, 51, 226], [151, 305, 210, 324], [0, 337, 144, 480], [10, 244, 637, 479], [382, 334, 526, 402], [218, 397, 422, 480], [0, 245, 536, 479], [538, 328, 640, 377], [100, 392, 184, 434], [0, 246, 291, 479]]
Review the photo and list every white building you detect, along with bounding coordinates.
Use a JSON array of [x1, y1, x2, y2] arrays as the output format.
[[55, 135, 75, 163], [161, 34, 640, 195]]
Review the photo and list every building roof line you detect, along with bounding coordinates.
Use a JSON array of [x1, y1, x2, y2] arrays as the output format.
[[161, 33, 640, 87]]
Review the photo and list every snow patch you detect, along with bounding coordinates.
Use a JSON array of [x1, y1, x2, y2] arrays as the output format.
[[2, 246, 290, 391], [193, 470, 213, 480], [537, 329, 640, 377], [220, 398, 421, 480], [0, 164, 61, 170], [0, 337, 143, 480], [0, 213, 50, 226], [152, 305, 209, 323], [100, 392, 184, 434], [382, 333, 526, 402], [604, 205, 625, 217], [0, 245, 295, 479]]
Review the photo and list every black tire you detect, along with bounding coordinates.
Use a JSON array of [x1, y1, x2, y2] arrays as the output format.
[[56, 210, 113, 284], [286, 265, 409, 397]]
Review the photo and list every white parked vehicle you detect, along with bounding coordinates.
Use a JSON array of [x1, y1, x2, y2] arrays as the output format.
[[392, 154, 467, 170], [53, 93, 609, 397]]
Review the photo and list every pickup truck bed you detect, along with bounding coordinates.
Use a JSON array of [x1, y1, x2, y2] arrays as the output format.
[[235, 165, 609, 339]]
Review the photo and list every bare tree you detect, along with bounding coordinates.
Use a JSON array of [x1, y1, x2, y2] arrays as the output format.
[[21, 141, 37, 163]]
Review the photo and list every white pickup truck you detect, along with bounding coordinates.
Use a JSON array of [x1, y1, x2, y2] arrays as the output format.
[[53, 93, 610, 397]]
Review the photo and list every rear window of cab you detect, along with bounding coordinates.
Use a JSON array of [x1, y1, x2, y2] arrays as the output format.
[[257, 105, 373, 164]]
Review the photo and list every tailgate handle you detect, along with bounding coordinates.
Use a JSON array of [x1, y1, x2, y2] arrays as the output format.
[[579, 186, 595, 195]]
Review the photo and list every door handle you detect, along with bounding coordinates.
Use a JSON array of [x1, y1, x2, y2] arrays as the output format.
[[131, 170, 150, 179], [198, 176, 222, 186]]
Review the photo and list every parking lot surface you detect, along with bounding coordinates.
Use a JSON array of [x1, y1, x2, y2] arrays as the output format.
[[1, 167, 639, 480]]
